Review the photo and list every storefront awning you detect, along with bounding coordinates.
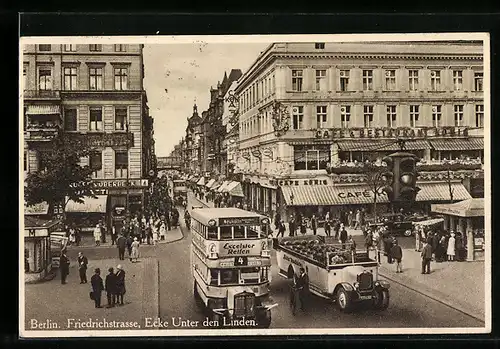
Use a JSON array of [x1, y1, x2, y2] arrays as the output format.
[[26, 105, 61, 115], [24, 216, 61, 229], [429, 138, 484, 151], [205, 179, 216, 188], [336, 140, 431, 152], [25, 201, 50, 215], [281, 184, 389, 206], [196, 177, 206, 186], [217, 180, 231, 193], [416, 182, 472, 202], [431, 198, 484, 217], [223, 181, 245, 197], [65, 195, 108, 214]]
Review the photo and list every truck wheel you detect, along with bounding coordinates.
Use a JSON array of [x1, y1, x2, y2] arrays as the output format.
[[373, 288, 390, 310], [336, 287, 352, 312], [193, 281, 203, 309], [404, 230, 412, 237]]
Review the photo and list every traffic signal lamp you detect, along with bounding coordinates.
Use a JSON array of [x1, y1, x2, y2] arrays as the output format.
[[382, 152, 420, 203]]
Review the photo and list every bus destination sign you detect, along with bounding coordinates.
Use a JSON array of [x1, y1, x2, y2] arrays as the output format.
[[219, 217, 261, 226]]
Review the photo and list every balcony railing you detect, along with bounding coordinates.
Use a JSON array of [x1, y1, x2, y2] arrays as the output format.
[[25, 129, 59, 141], [23, 90, 61, 99]]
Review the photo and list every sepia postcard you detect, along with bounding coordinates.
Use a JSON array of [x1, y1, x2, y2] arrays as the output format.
[[19, 33, 491, 337]]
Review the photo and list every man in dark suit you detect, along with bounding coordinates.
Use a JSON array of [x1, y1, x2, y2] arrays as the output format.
[[105, 267, 117, 308], [91, 268, 104, 308], [116, 234, 127, 260], [340, 225, 348, 249], [294, 267, 309, 312], [115, 265, 126, 306], [421, 241, 433, 274], [59, 250, 70, 284], [77, 252, 88, 284]]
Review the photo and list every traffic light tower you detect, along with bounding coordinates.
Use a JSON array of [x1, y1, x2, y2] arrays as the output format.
[[381, 152, 420, 213]]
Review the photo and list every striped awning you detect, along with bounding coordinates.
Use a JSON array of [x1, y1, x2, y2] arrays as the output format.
[[65, 195, 108, 213], [281, 184, 389, 206], [217, 180, 231, 193], [205, 179, 216, 188], [223, 181, 245, 197], [431, 198, 484, 217], [336, 140, 431, 151], [416, 182, 472, 202], [26, 105, 61, 115], [196, 177, 206, 186], [429, 138, 484, 151]]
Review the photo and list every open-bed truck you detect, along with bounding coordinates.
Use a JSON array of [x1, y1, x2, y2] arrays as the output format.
[[276, 235, 390, 312]]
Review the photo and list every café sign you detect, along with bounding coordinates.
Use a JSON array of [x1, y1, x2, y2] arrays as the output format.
[[331, 126, 469, 139], [93, 179, 149, 189], [278, 179, 329, 186]]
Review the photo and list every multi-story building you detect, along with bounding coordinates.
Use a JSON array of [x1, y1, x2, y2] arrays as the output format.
[[234, 41, 485, 222], [23, 43, 154, 229], [185, 104, 203, 174]]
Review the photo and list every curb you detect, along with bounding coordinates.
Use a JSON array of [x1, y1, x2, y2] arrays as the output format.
[[379, 267, 485, 322]]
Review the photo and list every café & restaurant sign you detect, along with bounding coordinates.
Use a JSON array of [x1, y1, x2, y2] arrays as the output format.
[[93, 179, 149, 189], [331, 126, 469, 139]]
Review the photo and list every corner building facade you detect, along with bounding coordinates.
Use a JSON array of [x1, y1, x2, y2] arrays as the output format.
[[234, 41, 484, 222], [23, 43, 154, 230]]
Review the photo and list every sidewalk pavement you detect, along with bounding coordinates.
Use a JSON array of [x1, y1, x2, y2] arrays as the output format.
[[67, 226, 184, 250], [376, 248, 485, 322], [189, 193, 364, 236], [24, 257, 160, 331]]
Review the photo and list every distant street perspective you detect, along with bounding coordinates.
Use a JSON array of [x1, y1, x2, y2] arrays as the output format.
[[22, 36, 487, 334]]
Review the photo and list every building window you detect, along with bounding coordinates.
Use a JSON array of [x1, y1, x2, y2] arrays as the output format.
[[384, 70, 396, 90], [292, 70, 303, 92], [115, 107, 128, 130], [386, 105, 397, 127], [38, 44, 51, 51], [432, 105, 442, 127], [316, 106, 327, 128], [89, 151, 102, 178], [23, 66, 28, 91], [474, 72, 483, 91], [409, 105, 419, 128], [63, 67, 78, 90], [89, 44, 102, 52], [430, 70, 441, 91], [454, 105, 464, 126], [363, 105, 374, 128], [63, 44, 76, 52], [409, 70, 419, 91], [453, 70, 463, 91], [114, 67, 128, 90], [38, 69, 52, 90], [339, 70, 350, 91], [340, 106, 351, 128], [315, 43, 325, 49], [362, 70, 373, 91], [291, 106, 304, 130], [315, 70, 327, 91], [89, 67, 103, 90], [89, 107, 103, 131], [475, 104, 484, 127], [64, 108, 77, 131], [115, 151, 128, 178], [114, 44, 126, 52], [294, 145, 331, 171]]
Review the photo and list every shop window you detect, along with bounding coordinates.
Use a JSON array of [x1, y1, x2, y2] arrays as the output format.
[[115, 151, 128, 178], [89, 67, 103, 90], [115, 107, 128, 130], [294, 145, 330, 171], [362, 70, 373, 91], [89, 107, 103, 131], [64, 108, 77, 131]]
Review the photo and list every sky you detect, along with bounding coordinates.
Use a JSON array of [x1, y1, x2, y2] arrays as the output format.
[[143, 43, 269, 157]]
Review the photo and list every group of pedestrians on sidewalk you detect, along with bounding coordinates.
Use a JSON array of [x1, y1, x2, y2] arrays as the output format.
[[90, 265, 126, 308]]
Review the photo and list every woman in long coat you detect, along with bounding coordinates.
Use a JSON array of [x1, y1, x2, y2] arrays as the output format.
[[130, 237, 140, 262], [447, 232, 456, 261]]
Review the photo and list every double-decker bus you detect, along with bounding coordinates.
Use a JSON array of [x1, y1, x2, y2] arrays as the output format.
[[171, 179, 187, 206], [190, 207, 277, 328]]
